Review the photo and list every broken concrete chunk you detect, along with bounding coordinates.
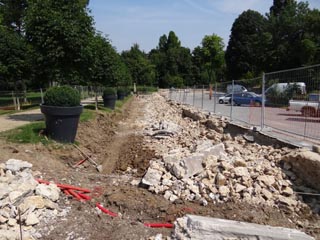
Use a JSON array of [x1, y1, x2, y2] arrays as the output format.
[[5, 159, 32, 173], [258, 175, 276, 186], [218, 186, 230, 197], [233, 167, 250, 177], [142, 168, 163, 186], [215, 173, 226, 186], [234, 183, 246, 193], [35, 183, 60, 202], [261, 188, 273, 200], [173, 215, 314, 240], [283, 150, 320, 191], [25, 212, 39, 226]]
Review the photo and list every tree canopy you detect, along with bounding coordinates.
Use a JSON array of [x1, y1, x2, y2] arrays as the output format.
[[0, 0, 319, 91]]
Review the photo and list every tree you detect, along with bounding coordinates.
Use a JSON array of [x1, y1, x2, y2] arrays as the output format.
[[149, 31, 192, 88], [0, 25, 32, 91], [200, 34, 225, 84], [270, 0, 295, 16], [225, 10, 267, 79], [0, 0, 27, 34], [122, 44, 155, 86], [25, 0, 94, 86], [265, 0, 311, 71], [85, 33, 131, 87]]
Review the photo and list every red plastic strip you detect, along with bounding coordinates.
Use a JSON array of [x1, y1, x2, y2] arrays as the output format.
[[73, 159, 87, 167], [37, 179, 91, 193], [78, 193, 92, 201], [68, 189, 83, 201], [143, 223, 173, 228], [63, 189, 71, 196], [96, 203, 118, 217]]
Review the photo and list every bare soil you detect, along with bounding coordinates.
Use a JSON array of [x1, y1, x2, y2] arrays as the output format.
[[0, 95, 319, 240]]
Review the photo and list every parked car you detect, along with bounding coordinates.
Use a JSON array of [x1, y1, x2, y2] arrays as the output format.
[[265, 82, 306, 95], [229, 92, 263, 106], [218, 93, 232, 104], [288, 93, 320, 117], [227, 84, 247, 93]]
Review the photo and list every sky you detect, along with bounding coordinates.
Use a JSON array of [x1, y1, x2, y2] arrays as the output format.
[[88, 0, 320, 53]]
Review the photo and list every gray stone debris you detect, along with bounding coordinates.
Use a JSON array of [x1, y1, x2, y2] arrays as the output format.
[[173, 215, 314, 240], [283, 150, 320, 191], [139, 93, 319, 222], [0, 159, 61, 240], [5, 159, 32, 173]]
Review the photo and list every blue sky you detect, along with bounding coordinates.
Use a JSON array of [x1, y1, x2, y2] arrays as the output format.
[[88, 0, 320, 53]]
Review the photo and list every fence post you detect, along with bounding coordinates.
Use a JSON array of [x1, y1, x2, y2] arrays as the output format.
[[201, 85, 204, 109], [40, 88, 44, 104], [214, 82, 217, 113], [12, 91, 17, 110], [261, 73, 265, 130], [193, 86, 195, 106], [230, 80, 234, 120], [16, 96, 20, 111]]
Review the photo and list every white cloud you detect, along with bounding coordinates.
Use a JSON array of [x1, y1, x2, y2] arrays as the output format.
[[214, 0, 270, 14]]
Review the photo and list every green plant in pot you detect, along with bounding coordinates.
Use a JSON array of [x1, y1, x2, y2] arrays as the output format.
[[117, 87, 129, 100], [40, 86, 83, 143], [102, 87, 117, 109]]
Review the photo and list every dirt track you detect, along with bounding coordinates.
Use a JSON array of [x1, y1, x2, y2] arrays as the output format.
[[0, 94, 319, 239]]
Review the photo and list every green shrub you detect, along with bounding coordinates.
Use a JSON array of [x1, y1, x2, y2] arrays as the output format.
[[103, 87, 117, 97], [136, 86, 157, 93], [44, 86, 80, 107]]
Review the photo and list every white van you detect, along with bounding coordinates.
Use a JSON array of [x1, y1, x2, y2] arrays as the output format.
[[227, 84, 247, 93], [265, 82, 306, 95]]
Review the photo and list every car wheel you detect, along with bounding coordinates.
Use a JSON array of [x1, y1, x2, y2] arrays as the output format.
[[232, 100, 237, 106], [302, 107, 316, 117], [254, 101, 261, 107], [219, 99, 223, 104]]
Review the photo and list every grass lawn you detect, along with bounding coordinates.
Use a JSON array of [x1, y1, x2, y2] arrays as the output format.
[[0, 96, 132, 144]]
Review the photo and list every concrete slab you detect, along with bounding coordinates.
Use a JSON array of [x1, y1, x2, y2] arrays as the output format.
[[174, 215, 314, 240]]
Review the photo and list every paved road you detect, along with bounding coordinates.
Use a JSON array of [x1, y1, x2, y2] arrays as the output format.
[[168, 89, 320, 143]]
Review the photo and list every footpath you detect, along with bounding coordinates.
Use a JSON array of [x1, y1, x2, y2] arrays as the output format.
[[0, 97, 98, 133]]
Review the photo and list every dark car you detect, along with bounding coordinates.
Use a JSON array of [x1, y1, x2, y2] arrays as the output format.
[[229, 92, 263, 106]]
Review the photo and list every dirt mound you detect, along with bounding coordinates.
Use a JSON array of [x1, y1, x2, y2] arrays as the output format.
[[115, 135, 156, 176]]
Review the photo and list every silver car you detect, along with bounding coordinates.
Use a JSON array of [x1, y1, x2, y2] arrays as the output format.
[[218, 93, 232, 104]]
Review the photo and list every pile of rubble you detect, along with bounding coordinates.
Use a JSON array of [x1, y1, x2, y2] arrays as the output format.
[[0, 159, 63, 240], [139, 94, 319, 215]]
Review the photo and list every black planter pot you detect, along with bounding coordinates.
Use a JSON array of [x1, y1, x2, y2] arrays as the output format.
[[117, 92, 126, 100], [103, 95, 117, 109], [40, 104, 83, 143]]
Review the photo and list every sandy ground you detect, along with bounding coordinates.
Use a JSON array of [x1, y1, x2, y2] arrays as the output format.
[[0, 95, 319, 240]]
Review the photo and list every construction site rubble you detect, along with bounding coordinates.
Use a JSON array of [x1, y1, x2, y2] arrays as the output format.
[[0, 159, 63, 240], [140, 94, 320, 218]]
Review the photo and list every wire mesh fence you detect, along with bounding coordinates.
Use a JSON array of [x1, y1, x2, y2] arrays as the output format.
[[0, 85, 103, 111], [168, 64, 320, 143], [265, 64, 320, 141], [0, 89, 45, 111]]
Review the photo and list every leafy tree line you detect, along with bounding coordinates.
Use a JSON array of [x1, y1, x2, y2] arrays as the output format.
[[0, 0, 319, 91], [0, 0, 131, 92], [127, 0, 320, 88]]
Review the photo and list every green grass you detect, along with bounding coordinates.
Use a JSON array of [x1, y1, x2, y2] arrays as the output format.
[[1, 97, 130, 144], [80, 108, 95, 122], [115, 95, 132, 109], [1, 121, 49, 144]]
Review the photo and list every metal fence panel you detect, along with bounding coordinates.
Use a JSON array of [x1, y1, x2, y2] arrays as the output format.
[[265, 64, 320, 141]]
